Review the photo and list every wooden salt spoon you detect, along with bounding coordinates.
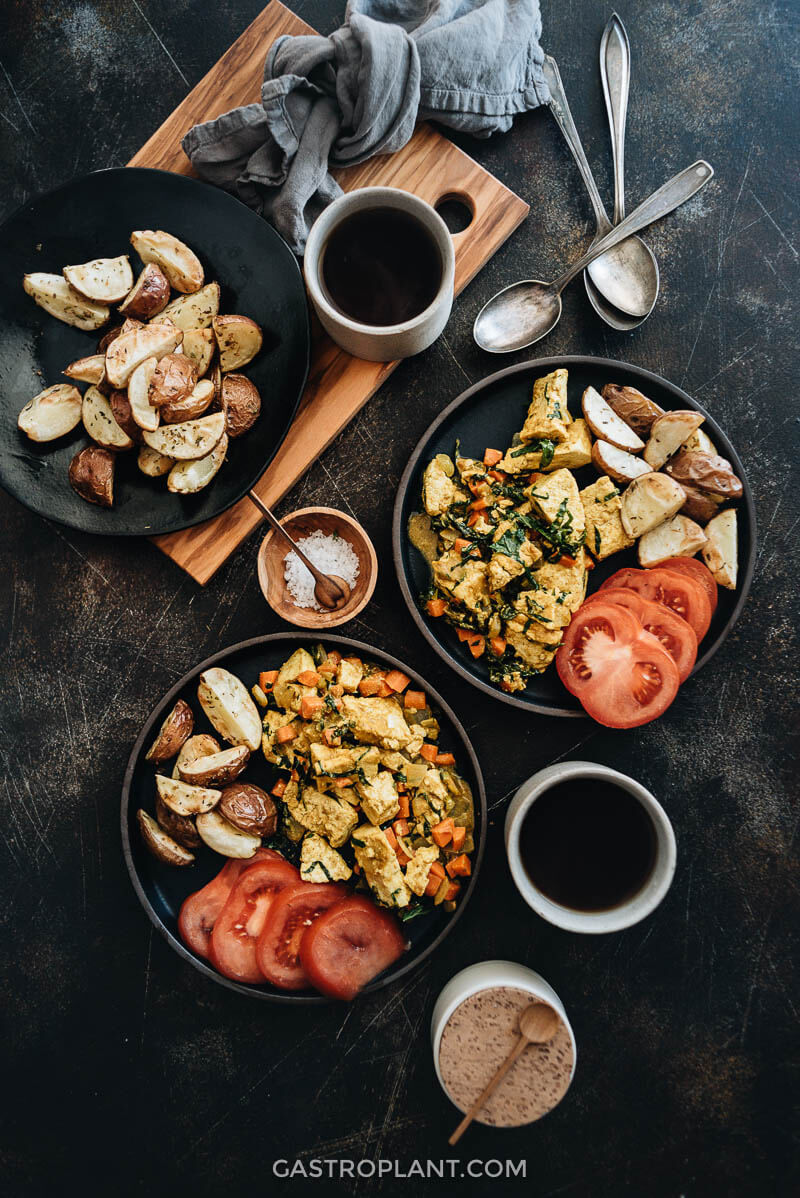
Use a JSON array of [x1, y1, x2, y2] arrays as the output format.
[[250, 493, 350, 611], [448, 1001, 560, 1146]]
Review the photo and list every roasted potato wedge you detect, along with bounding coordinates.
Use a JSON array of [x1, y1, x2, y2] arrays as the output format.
[[197, 666, 262, 751], [148, 353, 197, 408], [69, 445, 115, 507], [682, 427, 717, 456], [105, 322, 182, 388], [82, 385, 135, 451], [63, 255, 133, 304], [130, 229, 204, 294], [145, 698, 195, 763], [63, 354, 106, 386], [109, 389, 143, 444], [178, 744, 250, 786], [137, 809, 195, 866], [601, 384, 664, 437], [18, 384, 82, 442], [621, 472, 686, 538], [160, 282, 221, 330], [591, 440, 651, 486], [637, 514, 707, 568], [664, 450, 743, 499], [23, 272, 110, 330], [137, 445, 174, 477], [155, 774, 221, 816], [119, 262, 171, 319], [162, 378, 215, 424], [643, 410, 704, 469], [680, 483, 722, 525], [97, 318, 143, 354], [221, 374, 261, 437], [143, 411, 225, 460], [702, 509, 738, 589], [218, 782, 277, 837], [154, 794, 201, 850], [128, 357, 160, 432], [181, 328, 215, 376], [195, 808, 261, 858], [212, 314, 263, 372], [172, 733, 222, 780], [167, 432, 228, 494], [582, 386, 644, 452]]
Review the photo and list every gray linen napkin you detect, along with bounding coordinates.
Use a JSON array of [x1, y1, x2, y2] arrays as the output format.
[[183, 0, 549, 253]]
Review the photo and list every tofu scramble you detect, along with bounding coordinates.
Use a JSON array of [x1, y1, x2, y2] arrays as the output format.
[[258, 644, 476, 915]]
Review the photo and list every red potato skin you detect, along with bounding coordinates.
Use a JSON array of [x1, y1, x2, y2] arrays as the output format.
[[68, 445, 115, 507], [119, 263, 170, 319]]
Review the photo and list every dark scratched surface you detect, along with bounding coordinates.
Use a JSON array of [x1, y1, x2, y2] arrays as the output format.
[[1, 2, 798, 1196]]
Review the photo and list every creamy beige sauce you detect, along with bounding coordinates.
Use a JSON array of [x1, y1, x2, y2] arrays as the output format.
[[407, 511, 439, 565]]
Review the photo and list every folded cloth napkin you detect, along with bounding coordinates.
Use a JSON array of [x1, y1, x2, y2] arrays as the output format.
[[183, 0, 549, 252]]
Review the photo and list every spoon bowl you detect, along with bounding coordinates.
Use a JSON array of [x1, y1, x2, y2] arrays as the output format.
[[585, 236, 660, 325], [474, 281, 561, 354]]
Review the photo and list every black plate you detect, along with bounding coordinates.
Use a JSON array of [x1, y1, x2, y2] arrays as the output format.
[[393, 356, 756, 716], [0, 168, 310, 536], [121, 633, 487, 1004]]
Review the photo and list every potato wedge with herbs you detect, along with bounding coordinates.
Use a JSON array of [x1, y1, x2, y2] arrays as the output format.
[[148, 354, 197, 409], [682, 427, 717, 456], [212, 314, 263, 372], [145, 698, 195, 763], [221, 374, 261, 437], [621, 472, 686, 538], [109, 390, 143, 444], [63, 354, 106, 386], [23, 272, 110, 330], [601, 384, 664, 437], [637, 514, 707, 568], [664, 450, 743, 499], [218, 782, 277, 837], [181, 328, 215, 376], [197, 666, 262, 751], [172, 733, 222, 781], [581, 386, 644, 452], [130, 229, 204, 294], [98, 318, 143, 354], [119, 262, 171, 319], [18, 384, 82, 442], [137, 445, 174, 477], [82, 385, 135, 451], [63, 255, 133, 304], [591, 440, 651, 486], [69, 445, 115, 507], [701, 509, 738, 589], [167, 432, 228, 494], [143, 411, 225, 461], [680, 483, 721, 525], [178, 744, 250, 786], [155, 774, 221, 817], [154, 794, 201, 850], [160, 282, 221, 330], [643, 410, 704, 469], [162, 378, 214, 424], [195, 808, 261, 858], [128, 357, 160, 432], [137, 809, 195, 866], [104, 322, 182, 388]]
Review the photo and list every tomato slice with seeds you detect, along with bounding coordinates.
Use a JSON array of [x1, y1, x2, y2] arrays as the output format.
[[300, 896, 409, 1001], [584, 589, 697, 683], [177, 848, 282, 960], [209, 857, 301, 984], [583, 586, 648, 620], [599, 567, 712, 642], [557, 601, 680, 728], [650, 556, 718, 615], [255, 882, 349, 990]]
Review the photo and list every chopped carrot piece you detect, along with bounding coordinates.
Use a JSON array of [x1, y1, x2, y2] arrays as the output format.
[[358, 676, 385, 697], [384, 669, 411, 693], [317, 660, 337, 678], [271, 778, 288, 798], [584, 556, 595, 570], [426, 597, 447, 618], [352, 863, 361, 875], [456, 628, 472, 642], [392, 818, 410, 839], [483, 448, 503, 467], [467, 511, 481, 527], [446, 854, 472, 878], [468, 635, 486, 659], [377, 681, 393, 698], [424, 862, 447, 896], [322, 728, 341, 747], [259, 670, 278, 690], [300, 694, 324, 720], [404, 690, 427, 710], [435, 752, 456, 767], [297, 670, 320, 686], [451, 826, 466, 852], [432, 818, 455, 846], [488, 469, 507, 482], [326, 650, 342, 666], [489, 636, 507, 657], [397, 794, 410, 819], [331, 776, 353, 788], [468, 497, 488, 513], [453, 537, 471, 554], [276, 725, 296, 744], [290, 769, 300, 781], [528, 472, 543, 484], [556, 555, 577, 568], [329, 683, 344, 697], [396, 848, 412, 867], [419, 744, 438, 763], [443, 881, 461, 901], [384, 827, 399, 850]]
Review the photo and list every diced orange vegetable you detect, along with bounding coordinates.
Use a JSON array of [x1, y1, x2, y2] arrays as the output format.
[[404, 690, 427, 710], [420, 743, 438, 763], [468, 635, 485, 659], [259, 670, 278, 691], [384, 827, 399, 850], [290, 769, 300, 782], [451, 826, 466, 852], [483, 448, 503, 467], [322, 728, 341, 747], [397, 794, 410, 819], [528, 472, 543, 484], [488, 469, 507, 482], [467, 511, 481, 527], [271, 778, 288, 798], [377, 681, 393, 698], [424, 862, 447, 896], [489, 636, 507, 657], [317, 660, 337, 679], [453, 537, 471, 554], [432, 818, 455, 847], [300, 694, 324, 719], [384, 669, 411, 693], [392, 818, 410, 839], [468, 497, 488, 513], [456, 628, 472, 642], [500, 679, 514, 693], [276, 725, 296, 744], [426, 597, 447, 618], [329, 683, 344, 697], [435, 752, 456, 767], [396, 848, 412, 867], [331, 776, 353, 788], [443, 880, 461, 901], [358, 676, 385, 697], [446, 854, 472, 878], [326, 650, 342, 666], [297, 670, 320, 686], [556, 555, 576, 568]]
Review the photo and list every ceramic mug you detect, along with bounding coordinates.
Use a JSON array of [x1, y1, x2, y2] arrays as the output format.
[[504, 761, 677, 934], [303, 186, 456, 362]]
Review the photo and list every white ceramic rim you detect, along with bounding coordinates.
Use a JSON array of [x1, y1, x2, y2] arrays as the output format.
[[430, 960, 576, 1122], [303, 186, 456, 338], [504, 762, 677, 934]]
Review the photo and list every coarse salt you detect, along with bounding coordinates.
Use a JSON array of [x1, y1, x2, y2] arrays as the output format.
[[284, 529, 360, 610]]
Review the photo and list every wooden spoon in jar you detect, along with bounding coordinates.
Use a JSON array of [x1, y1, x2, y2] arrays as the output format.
[[448, 1001, 561, 1146], [250, 493, 351, 611]]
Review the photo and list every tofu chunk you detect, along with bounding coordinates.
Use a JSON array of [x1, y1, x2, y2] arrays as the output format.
[[520, 369, 570, 444], [580, 474, 634, 560], [418, 767, 451, 820], [422, 458, 467, 517], [310, 742, 381, 777], [285, 785, 359, 848], [503, 627, 559, 672], [351, 824, 410, 908], [300, 833, 352, 883], [432, 552, 491, 624], [498, 419, 592, 475], [404, 845, 441, 897], [507, 589, 571, 645], [339, 696, 414, 750], [527, 469, 585, 537], [529, 549, 588, 612], [273, 647, 316, 710], [337, 656, 363, 693], [261, 710, 298, 764], [356, 769, 400, 826]]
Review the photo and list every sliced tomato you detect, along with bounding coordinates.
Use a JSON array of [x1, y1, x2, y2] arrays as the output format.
[[556, 601, 681, 728], [649, 556, 718, 615], [599, 567, 712, 642], [585, 589, 697, 683], [300, 896, 409, 1001], [583, 587, 648, 620], [209, 857, 301, 984], [177, 848, 281, 960], [255, 882, 348, 990]]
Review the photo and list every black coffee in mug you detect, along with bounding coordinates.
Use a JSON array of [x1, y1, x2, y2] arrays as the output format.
[[520, 778, 657, 912], [320, 207, 442, 327]]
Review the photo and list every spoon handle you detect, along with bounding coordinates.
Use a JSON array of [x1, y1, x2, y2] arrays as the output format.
[[448, 1034, 529, 1146], [249, 492, 324, 584], [542, 56, 610, 234], [600, 14, 631, 224], [552, 160, 714, 293]]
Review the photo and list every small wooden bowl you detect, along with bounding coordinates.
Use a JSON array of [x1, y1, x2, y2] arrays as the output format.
[[257, 506, 378, 629]]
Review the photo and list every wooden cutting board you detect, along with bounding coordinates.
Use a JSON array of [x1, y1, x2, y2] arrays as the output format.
[[129, 0, 528, 583]]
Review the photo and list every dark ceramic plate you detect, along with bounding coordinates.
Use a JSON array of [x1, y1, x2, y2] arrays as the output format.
[[0, 168, 309, 536], [121, 633, 486, 1004], [393, 356, 756, 716]]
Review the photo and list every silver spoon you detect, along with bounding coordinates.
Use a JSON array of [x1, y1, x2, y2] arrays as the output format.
[[542, 49, 657, 328], [250, 493, 351, 610], [473, 160, 713, 354]]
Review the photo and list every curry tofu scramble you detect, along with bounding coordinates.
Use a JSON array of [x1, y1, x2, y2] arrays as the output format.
[[409, 369, 634, 694], [260, 645, 475, 916]]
